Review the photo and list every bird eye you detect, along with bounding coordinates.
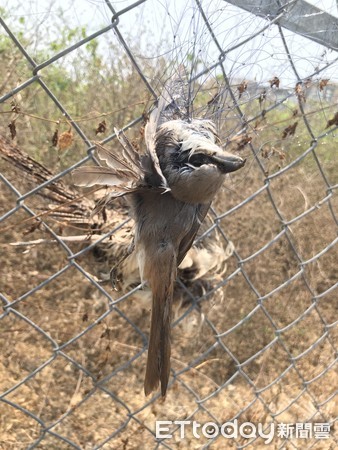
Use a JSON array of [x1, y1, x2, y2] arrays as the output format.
[[176, 148, 190, 161], [188, 153, 209, 167]]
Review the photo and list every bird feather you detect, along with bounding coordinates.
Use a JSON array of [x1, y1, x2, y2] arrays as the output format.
[[94, 141, 139, 177], [72, 166, 134, 188], [144, 98, 170, 189], [114, 128, 143, 172]]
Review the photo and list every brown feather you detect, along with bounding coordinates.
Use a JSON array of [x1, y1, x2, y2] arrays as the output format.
[[144, 240, 176, 397]]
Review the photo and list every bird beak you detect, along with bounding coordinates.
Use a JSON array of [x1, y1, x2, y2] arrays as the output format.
[[211, 153, 246, 174]]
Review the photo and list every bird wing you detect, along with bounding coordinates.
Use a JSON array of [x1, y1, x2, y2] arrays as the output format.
[[143, 67, 190, 190], [72, 131, 147, 196], [144, 96, 170, 190], [177, 202, 211, 267]]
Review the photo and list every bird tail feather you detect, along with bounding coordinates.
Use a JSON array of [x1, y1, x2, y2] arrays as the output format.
[[144, 243, 176, 397]]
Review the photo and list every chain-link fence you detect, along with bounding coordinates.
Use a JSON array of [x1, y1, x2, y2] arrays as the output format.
[[0, 1, 337, 449]]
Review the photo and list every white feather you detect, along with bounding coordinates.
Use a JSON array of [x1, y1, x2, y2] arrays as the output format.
[[114, 128, 142, 172], [96, 145, 132, 173], [144, 99, 170, 188], [72, 166, 133, 188]]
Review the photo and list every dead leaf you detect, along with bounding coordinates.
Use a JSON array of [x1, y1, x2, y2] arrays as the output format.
[[131, 139, 140, 152], [282, 122, 298, 139], [101, 206, 107, 223], [238, 81, 248, 98], [319, 79, 329, 91], [58, 128, 73, 151], [142, 112, 149, 125], [52, 129, 59, 147], [295, 83, 306, 103], [237, 134, 252, 150], [304, 78, 312, 88], [95, 119, 107, 135], [254, 119, 263, 130], [8, 121, 16, 140], [262, 149, 269, 159], [23, 221, 41, 235], [207, 91, 220, 106], [258, 89, 266, 106], [325, 112, 338, 129], [269, 77, 280, 88], [10, 100, 20, 114]]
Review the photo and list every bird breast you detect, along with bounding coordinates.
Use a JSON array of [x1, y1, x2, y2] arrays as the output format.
[[167, 163, 225, 204]]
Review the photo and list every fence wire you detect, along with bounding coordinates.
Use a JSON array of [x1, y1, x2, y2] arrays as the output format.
[[0, 0, 337, 449]]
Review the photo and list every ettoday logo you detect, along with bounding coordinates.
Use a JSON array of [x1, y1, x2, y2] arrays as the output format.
[[155, 420, 331, 443], [156, 420, 275, 444]]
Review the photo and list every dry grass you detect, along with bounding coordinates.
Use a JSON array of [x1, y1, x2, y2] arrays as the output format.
[[0, 130, 337, 449]]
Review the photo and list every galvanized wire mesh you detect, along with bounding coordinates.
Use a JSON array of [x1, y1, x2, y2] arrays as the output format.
[[0, 0, 337, 449]]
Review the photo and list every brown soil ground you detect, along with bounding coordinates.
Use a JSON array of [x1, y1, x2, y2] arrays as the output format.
[[0, 119, 337, 449]]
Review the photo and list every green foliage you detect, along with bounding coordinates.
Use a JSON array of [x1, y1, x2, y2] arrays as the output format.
[[0, 6, 8, 18], [0, 12, 165, 169], [0, 35, 12, 54], [0, 6, 335, 183]]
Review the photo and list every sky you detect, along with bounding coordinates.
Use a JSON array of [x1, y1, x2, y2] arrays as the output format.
[[1, 0, 338, 85]]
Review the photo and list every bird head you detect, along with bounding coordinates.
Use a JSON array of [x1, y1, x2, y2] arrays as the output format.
[[155, 119, 246, 204]]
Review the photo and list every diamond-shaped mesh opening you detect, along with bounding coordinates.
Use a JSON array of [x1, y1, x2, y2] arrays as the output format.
[[205, 271, 258, 328], [303, 242, 338, 295], [242, 234, 301, 297], [201, 379, 263, 423], [295, 336, 336, 383], [64, 307, 144, 382], [272, 389, 317, 424], [262, 277, 313, 329], [306, 363, 338, 406], [0, 399, 41, 449], [220, 307, 276, 365], [0, 311, 54, 394], [242, 340, 291, 390], [269, 156, 331, 222], [278, 308, 326, 358], [4, 355, 95, 425], [50, 388, 129, 448], [315, 288, 338, 326], [288, 203, 337, 261], [216, 190, 282, 260], [258, 369, 302, 413], [102, 357, 160, 409], [175, 342, 238, 398], [35, 435, 79, 450], [11, 265, 111, 344]]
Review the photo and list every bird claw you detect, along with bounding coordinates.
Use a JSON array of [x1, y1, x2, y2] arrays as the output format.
[[110, 267, 122, 290]]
